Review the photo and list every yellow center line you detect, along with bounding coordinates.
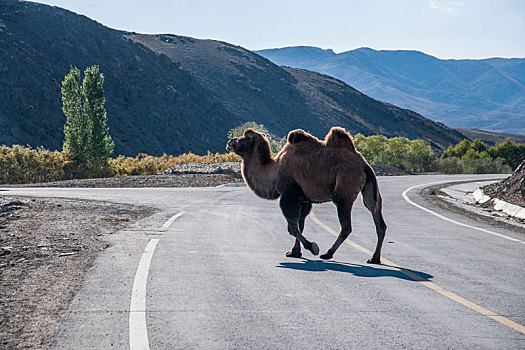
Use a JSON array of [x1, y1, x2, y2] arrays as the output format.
[[309, 211, 525, 335]]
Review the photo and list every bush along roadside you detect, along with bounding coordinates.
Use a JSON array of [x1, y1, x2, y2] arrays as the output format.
[[439, 138, 518, 174], [0, 145, 241, 184], [1, 132, 521, 185]]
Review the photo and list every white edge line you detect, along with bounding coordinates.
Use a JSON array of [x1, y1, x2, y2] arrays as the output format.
[[129, 239, 159, 350], [161, 210, 186, 229], [402, 182, 525, 244]]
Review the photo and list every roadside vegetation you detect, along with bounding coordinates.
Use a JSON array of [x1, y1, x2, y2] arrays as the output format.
[[226, 122, 518, 175], [0, 65, 241, 184], [61, 65, 114, 178], [0, 146, 240, 184], [1, 121, 520, 184]]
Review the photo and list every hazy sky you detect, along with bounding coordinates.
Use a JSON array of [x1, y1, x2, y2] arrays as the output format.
[[32, 0, 525, 59]]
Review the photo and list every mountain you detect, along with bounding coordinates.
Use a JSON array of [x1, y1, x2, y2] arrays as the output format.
[[0, 0, 464, 156], [256, 46, 525, 135], [131, 35, 463, 150]]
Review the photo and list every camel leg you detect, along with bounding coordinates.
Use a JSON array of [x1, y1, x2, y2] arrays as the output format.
[[320, 198, 354, 260], [286, 239, 302, 258], [286, 202, 313, 258], [280, 186, 319, 256], [362, 183, 387, 264]]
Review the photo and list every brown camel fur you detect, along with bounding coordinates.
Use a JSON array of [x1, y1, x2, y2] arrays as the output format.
[[226, 127, 387, 263]]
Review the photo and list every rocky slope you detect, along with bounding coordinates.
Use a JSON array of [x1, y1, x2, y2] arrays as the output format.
[[1, 0, 463, 155], [482, 158, 525, 207]]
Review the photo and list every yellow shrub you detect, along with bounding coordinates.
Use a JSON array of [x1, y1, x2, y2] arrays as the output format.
[[0, 144, 241, 184], [0, 145, 66, 184], [109, 151, 241, 176]]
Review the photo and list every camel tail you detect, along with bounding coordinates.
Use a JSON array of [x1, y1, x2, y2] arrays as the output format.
[[362, 163, 381, 212]]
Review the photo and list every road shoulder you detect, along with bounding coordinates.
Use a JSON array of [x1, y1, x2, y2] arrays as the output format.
[[0, 196, 155, 349], [421, 180, 525, 233]]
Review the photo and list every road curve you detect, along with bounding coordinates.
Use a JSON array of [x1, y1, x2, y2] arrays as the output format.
[[2, 174, 524, 349]]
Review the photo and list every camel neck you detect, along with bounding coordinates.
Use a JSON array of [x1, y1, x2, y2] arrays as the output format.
[[242, 156, 280, 200]]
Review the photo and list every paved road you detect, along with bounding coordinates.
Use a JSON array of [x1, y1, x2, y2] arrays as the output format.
[[2, 174, 524, 349]]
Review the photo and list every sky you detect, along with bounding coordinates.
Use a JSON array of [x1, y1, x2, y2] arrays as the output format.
[[32, 0, 525, 59]]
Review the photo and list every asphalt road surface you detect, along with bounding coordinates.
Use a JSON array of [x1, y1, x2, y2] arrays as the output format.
[[2, 174, 524, 349]]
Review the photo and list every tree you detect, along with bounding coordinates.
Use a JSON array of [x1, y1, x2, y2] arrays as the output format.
[[488, 138, 525, 170], [82, 65, 114, 164], [354, 134, 389, 163], [441, 139, 471, 159], [407, 139, 434, 173], [228, 121, 284, 153], [354, 134, 434, 173], [61, 65, 114, 168], [62, 66, 89, 163], [460, 149, 510, 174], [470, 138, 487, 153]]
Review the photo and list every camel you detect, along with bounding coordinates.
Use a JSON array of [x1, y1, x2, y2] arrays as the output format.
[[226, 127, 387, 264]]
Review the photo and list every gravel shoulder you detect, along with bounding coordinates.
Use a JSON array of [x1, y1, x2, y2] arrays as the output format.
[[3, 174, 244, 188], [0, 196, 155, 349]]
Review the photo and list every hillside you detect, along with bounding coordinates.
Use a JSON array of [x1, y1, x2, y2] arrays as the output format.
[[0, 0, 463, 156], [0, 0, 234, 156], [257, 46, 525, 135], [131, 34, 463, 149]]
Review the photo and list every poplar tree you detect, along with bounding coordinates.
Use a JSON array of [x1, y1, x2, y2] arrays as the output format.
[[62, 66, 88, 163], [61, 65, 114, 168], [82, 65, 114, 164]]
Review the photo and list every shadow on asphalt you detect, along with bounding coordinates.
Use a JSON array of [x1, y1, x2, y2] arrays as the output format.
[[277, 258, 433, 281]]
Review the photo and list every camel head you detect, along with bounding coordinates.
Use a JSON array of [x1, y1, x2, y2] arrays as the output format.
[[226, 128, 271, 160]]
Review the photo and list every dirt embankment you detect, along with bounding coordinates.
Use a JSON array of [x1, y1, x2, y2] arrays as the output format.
[[0, 197, 155, 349], [481, 160, 525, 207]]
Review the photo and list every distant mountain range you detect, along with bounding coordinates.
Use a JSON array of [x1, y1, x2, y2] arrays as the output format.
[[256, 46, 525, 135], [0, 0, 466, 156]]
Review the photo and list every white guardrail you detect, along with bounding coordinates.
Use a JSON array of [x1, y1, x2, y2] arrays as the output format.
[[473, 188, 525, 220]]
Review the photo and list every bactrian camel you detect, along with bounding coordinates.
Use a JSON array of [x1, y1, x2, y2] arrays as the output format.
[[226, 127, 387, 263]]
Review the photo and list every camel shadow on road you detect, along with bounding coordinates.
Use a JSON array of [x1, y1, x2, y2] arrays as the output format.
[[277, 258, 433, 282]]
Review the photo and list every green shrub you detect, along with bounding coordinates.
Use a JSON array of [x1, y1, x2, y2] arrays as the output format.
[[354, 134, 434, 173], [487, 138, 525, 169], [462, 157, 511, 174], [434, 157, 464, 174], [441, 139, 471, 159], [439, 138, 521, 174], [406, 139, 435, 173]]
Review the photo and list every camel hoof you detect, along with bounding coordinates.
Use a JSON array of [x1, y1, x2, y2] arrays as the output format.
[[310, 242, 319, 256], [320, 252, 333, 260], [367, 257, 381, 264], [286, 251, 302, 258]]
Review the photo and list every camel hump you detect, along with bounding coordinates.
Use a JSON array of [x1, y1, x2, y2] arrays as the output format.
[[325, 127, 355, 150], [287, 129, 319, 145]]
